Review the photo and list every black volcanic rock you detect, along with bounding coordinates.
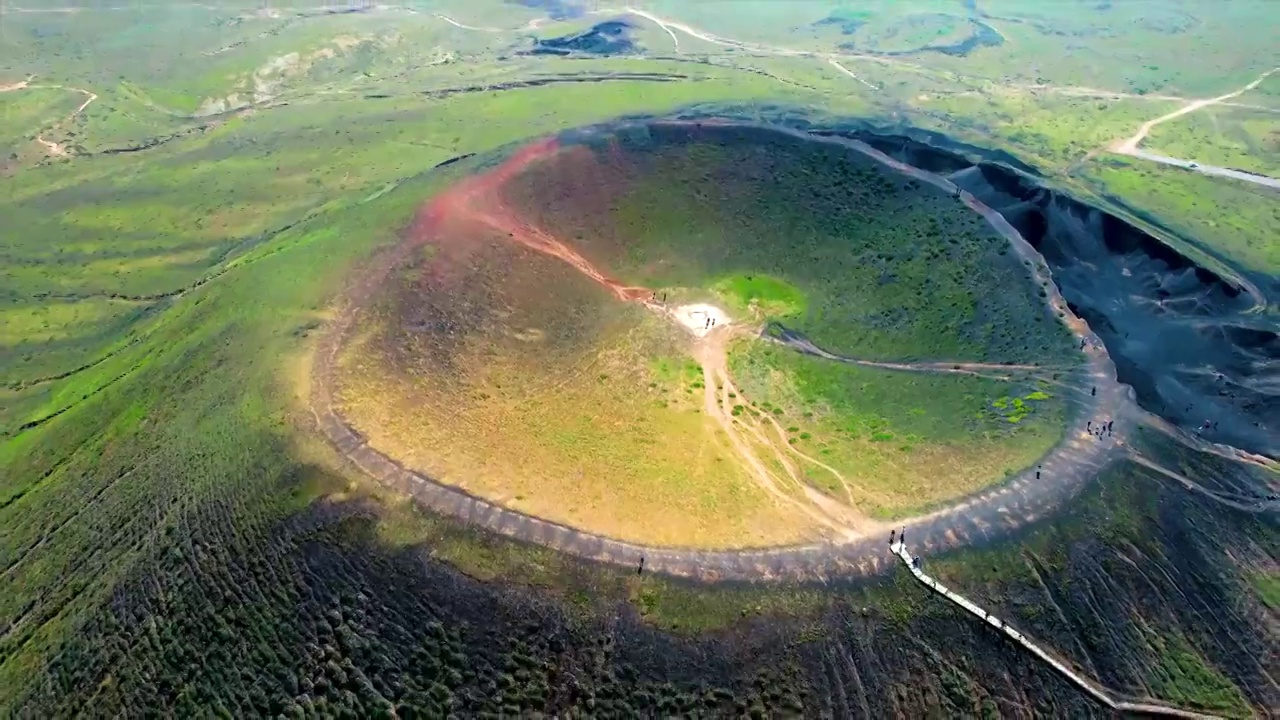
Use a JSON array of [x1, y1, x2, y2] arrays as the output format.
[[529, 19, 636, 56]]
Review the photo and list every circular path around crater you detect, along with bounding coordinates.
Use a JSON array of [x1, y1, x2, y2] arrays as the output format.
[[311, 122, 1162, 582]]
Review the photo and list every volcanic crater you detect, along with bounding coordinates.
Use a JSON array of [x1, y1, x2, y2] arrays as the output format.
[[321, 122, 1116, 555]]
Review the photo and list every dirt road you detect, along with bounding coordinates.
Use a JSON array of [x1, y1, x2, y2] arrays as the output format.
[[1108, 67, 1280, 188], [2, 77, 97, 157]]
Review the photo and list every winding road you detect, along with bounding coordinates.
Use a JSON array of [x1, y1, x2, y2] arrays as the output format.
[[1108, 67, 1280, 189], [0, 76, 97, 156]]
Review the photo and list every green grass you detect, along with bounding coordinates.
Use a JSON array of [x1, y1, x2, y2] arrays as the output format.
[[1083, 157, 1280, 275], [1144, 104, 1280, 179], [0, 86, 81, 157], [511, 127, 1076, 364], [711, 273, 807, 318], [1252, 572, 1280, 611], [728, 341, 1065, 515], [1149, 633, 1253, 716]]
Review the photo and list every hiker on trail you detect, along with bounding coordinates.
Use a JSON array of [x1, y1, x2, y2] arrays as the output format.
[[1035, 466, 1041, 480], [638, 556, 645, 575], [1091, 386, 1097, 397], [1087, 420, 1092, 432], [890, 529, 896, 546]]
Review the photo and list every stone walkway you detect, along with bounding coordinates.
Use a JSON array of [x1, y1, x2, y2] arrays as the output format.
[[890, 539, 1224, 719]]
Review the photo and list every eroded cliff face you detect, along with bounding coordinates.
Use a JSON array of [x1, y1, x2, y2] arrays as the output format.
[[822, 130, 1275, 459]]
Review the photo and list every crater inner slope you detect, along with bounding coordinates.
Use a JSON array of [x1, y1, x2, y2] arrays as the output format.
[[325, 122, 1087, 554]]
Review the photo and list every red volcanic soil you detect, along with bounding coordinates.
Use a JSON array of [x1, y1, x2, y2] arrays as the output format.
[[407, 137, 653, 303]]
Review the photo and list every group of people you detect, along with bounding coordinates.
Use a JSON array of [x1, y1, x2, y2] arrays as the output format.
[[1085, 418, 1114, 439]]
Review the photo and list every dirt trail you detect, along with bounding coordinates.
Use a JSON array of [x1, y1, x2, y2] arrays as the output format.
[[690, 334, 862, 541], [1112, 68, 1278, 154], [695, 326, 877, 541], [1106, 67, 1280, 188], [3, 78, 98, 157], [1126, 452, 1278, 514], [432, 13, 504, 33], [422, 137, 651, 303], [767, 325, 1068, 382]]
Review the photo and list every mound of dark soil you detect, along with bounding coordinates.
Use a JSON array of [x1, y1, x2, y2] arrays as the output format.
[[529, 19, 636, 56]]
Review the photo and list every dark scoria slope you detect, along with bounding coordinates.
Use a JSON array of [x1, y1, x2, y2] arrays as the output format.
[[528, 20, 637, 56], [843, 132, 1278, 458]]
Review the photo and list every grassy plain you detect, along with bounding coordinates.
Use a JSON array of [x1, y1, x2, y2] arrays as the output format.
[[1, 0, 1277, 715], [1144, 105, 1280, 178]]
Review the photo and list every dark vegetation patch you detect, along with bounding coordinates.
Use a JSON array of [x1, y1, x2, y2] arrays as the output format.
[[821, 11, 1003, 57], [813, 9, 870, 35], [13, 432, 1274, 716], [12, 492, 811, 717], [421, 72, 685, 99], [528, 20, 637, 57]]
